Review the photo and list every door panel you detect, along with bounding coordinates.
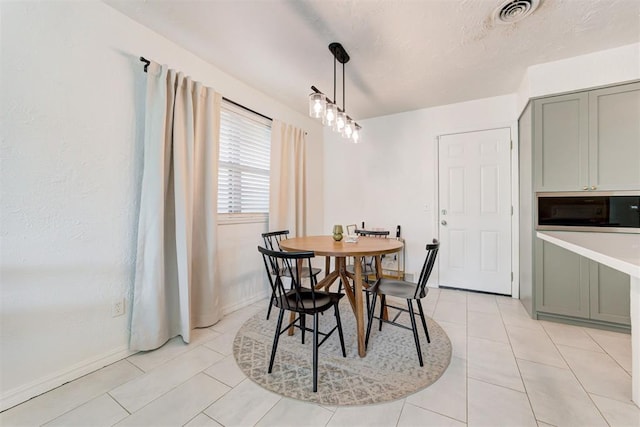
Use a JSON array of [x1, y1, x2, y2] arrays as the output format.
[[438, 128, 512, 295], [480, 231, 499, 272], [589, 261, 631, 325], [480, 165, 499, 213], [449, 230, 466, 269], [535, 240, 590, 318], [533, 93, 588, 191], [589, 82, 640, 190], [449, 167, 465, 213]]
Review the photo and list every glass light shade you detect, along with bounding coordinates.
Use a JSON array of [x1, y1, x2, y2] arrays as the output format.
[[333, 111, 346, 132], [308, 92, 326, 119], [342, 118, 354, 138], [323, 102, 337, 127], [352, 125, 361, 144]]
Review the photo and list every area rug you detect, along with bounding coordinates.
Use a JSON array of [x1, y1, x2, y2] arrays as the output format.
[[233, 299, 452, 406]]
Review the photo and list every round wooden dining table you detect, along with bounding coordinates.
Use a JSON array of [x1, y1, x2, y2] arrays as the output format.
[[280, 235, 404, 357]]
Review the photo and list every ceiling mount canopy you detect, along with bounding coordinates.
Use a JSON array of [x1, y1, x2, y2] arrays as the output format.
[[309, 42, 361, 143], [328, 42, 350, 64]]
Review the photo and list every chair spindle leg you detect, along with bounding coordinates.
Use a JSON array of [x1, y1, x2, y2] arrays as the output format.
[[407, 300, 423, 367], [335, 304, 347, 357], [269, 309, 285, 373], [416, 299, 430, 343], [313, 312, 319, 392], [365, 291, 378, 348], [379, 295, 386, 331]]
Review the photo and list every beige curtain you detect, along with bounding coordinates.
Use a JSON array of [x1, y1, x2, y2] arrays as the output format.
[[269, 120, 307, 237], [131, 61, 222, 351]]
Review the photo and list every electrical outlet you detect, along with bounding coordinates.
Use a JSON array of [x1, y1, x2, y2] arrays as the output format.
[[112, 299, 125, 317]]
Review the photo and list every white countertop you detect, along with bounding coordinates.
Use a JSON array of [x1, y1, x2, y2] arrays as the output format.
[[536, 231, 640, 278]]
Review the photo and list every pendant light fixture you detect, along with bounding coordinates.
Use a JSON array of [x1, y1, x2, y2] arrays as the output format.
[[309, 42, 362, 143]]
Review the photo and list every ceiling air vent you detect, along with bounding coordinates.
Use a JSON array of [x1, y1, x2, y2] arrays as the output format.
[[493, 0, 541, 24]]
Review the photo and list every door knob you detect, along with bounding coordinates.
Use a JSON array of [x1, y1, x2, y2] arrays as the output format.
[[591, 186, 597, 190], [441, 220, 447, 226], [583, 186, 589, 190]]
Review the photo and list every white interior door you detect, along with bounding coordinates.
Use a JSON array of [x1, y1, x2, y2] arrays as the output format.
[[438, 128, 512, 295]]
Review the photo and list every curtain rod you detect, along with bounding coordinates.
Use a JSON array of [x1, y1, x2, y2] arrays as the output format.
[[222, 97, 272, 122], [139, 56, 273, 122]]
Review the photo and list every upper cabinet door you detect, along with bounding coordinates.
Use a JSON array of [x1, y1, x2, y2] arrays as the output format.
[[534, 93, 589, 191], [588, 82, 640, 191]]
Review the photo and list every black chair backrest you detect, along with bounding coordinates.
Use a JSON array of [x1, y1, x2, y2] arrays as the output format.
[[415, 239, 440, 298], [262, 230, 289, 251], [355, 229, 390, 237], [352, 230, 390, 272], [258, 245, 318, 311]]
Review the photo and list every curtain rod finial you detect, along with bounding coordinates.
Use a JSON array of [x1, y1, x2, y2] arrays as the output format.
[[140, 56, 150, 72]]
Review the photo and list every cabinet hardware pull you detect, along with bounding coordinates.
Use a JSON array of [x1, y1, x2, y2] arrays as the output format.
[[591, 186, 597, 190]]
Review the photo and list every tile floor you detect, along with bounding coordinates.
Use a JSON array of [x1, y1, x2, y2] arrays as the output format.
[[2, 288, 639, 426]]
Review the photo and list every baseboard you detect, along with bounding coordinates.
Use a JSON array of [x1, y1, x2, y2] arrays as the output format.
[[536, 312, 631, 334], [222, 290, 269, 315], [0, 345, 134, 412]]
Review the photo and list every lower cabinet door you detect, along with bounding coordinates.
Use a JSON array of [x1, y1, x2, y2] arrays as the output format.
[[535, 239, 590, 318], [589, 261, 631, 325]]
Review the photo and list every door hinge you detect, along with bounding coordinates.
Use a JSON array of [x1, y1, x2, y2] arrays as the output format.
[[511, 272, 514, 282], [511, 206, 514, 215], [510, 140, 513, 150]]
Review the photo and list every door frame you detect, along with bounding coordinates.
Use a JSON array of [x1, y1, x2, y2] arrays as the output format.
[[435, 123, 520, 298]]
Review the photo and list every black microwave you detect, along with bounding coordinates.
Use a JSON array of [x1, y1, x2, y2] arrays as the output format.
[[536, 191, 640, 233]]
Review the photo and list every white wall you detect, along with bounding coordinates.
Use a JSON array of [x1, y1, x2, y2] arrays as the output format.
[[516, 43, 640, 113], [323, 95, 518, 282], [0, 0, 323, 410]]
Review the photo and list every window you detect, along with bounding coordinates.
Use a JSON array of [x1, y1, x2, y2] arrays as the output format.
[[217, 100, 271, 217]]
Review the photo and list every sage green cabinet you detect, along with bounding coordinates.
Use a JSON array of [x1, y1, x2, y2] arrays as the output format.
[[588, 83, 640, 191], [534, 93, 588, 192], [521, 81, 638, 328], [535, 239, 589, 318], [533, 82, 640, 192], [535, 239, 631, 326], [590, 262, 631, 324]]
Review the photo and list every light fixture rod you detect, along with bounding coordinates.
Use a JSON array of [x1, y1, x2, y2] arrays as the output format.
[[333, 56, 338, 103], [328, 43, 350, 111], [342, 62, 346, 111]]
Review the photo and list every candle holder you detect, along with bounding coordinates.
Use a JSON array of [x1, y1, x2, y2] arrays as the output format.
[[333, 225, 344, 241]]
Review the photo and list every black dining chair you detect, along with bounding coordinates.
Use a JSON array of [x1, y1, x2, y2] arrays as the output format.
[[365, 239, 439, 366], [348, 229, 390, 280], [342, 229, 391, 310], [262, 230, 322, 319], [258, 245, 346, 392]]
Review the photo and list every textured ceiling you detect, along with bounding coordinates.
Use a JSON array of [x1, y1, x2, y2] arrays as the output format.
[[106, 0, 640, 119]]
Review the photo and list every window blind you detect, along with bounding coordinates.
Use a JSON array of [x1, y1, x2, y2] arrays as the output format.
[[217, 100, 271, 214]]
